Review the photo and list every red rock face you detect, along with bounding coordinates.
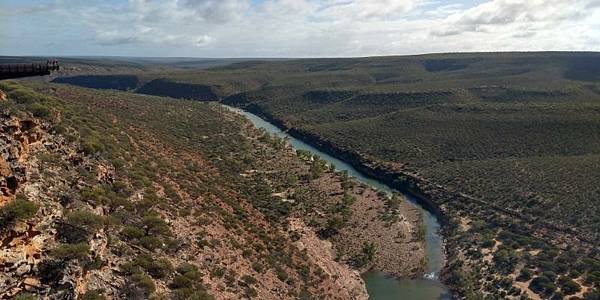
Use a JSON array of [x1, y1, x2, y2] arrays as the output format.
[[0, 158, 10, 177]]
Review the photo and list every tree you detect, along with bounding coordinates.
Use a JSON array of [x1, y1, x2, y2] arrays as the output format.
[[0, 198, 38, 228], [517, 268, 533, 282], [362, 242, 376, 262], [560, 279, 581, 295], [142, 214, 171, 236], [493, 249, 518, 274]]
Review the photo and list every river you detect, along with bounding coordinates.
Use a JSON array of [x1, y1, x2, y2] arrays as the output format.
[[225, 105, 452, 300]]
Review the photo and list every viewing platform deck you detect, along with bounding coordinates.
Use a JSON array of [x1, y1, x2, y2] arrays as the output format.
[[0, 62, 59, 80]]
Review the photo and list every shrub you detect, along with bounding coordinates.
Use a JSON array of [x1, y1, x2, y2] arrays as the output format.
[[530, 276, 556, 296], [493, 249, 518, 274], [124, 273, 155, 299], [176, 263, 199, 276], [58, 222, 90, 244], [122, 226, 145, 240], [251, 262, 264, 273], [245, 287, 258, 298], [211, 267, 225, 278], [560, 279, 581, 295], [0, 198, 38, 228], [49, 243, 90, 261], [59, 210, 105, 243], [241, 275, 257, 285], [542, 271, 558, 282], [362, 242, 376, 261], [38, 259, 66, 285], [14, 293, 35, 300], [416, 224, 426, 241], [170, 263, 212, 300], [142, 214, 171, 236], [584, 291, 600, 300], [275, 267, 288, 282], [121, 254, 173, 279], [147, 258, 174, 279], [66, 210, 105, 231], [169, 275, 195, 289], [139, 236, 163, 251], [481, 239, 495, 248], [80, 290, 106, 300], [10, 88, 41, 104], [81, 136, 105, 155], [517, 268, 534, 282], [27, 102, 51, 119], [327, 216, 345, 232]]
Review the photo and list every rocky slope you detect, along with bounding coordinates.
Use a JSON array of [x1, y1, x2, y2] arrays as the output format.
[[0, 82, 424, 299]]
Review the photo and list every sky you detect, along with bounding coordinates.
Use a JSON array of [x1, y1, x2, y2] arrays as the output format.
[[1, 0, 599, 58]]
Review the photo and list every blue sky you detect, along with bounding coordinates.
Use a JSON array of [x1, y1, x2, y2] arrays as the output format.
[[1, 0, 599, 57]]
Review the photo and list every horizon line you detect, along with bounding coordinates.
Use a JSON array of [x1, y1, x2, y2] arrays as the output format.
[[1, 50, 600, 61]]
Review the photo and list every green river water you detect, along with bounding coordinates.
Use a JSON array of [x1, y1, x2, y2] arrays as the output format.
[[226, 106, 453, 299]]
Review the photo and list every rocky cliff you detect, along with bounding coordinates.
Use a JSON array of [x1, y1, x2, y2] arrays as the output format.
[[1, 82, 426, 299]]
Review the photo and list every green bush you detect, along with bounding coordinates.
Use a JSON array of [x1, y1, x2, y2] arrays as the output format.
[[81, 137, 105, 155], [66, 210, 105, 230], [147, 258, 173, 279], [59, 210, 105, 243], [542, 271, 558, 282], [362, 242, 376, 261], [26, 102, 52, 119], [121, 254, 173, 279], [493, 249, 518, 274], [14, 293, 36, 300], [211, 267, 225, 278], [481, 239, 495, 248], [170, 262, 212, 300], [583, 291, 600, 300], [560, 278, 581, 295], [50, 243, 90, 261], [416, 224, 426, 242], [241, 275, 257, 285], [275, 267, 289, 282], [251, 262, 264, 273], [0, 198, 38, 228], [171, 289, 213, 300], [9, 88, 41, 104], [326, 216, 345, 233], [139, 236, 163, 251], [169, 275, 194, 289], [142, 214, 171, 236], [124, 273, 155, 298], [121, 226, 145, 240], [80, 290, 106, 300], [530, 276, 556, 296], [517, 268, 533, 282], [176, 263, 200, 277]]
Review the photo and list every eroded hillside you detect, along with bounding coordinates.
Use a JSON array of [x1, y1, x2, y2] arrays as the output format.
[[37, 52, 600, 298], [0, 82, 424, 299]]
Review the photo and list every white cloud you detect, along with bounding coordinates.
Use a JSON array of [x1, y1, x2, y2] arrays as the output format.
[[1, 0, 599, 57], [434, 0, 594, 36], [319, 0, 423, 20], [181, 0, 250, 23]]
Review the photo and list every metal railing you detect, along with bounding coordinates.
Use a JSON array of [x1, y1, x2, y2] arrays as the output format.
[[0, 60, 60, 80]]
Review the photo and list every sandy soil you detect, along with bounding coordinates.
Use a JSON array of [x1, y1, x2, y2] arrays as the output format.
[[312, 173, 426, 278]]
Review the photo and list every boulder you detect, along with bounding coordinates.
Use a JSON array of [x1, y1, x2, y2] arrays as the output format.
[[0, 157, 10, 177], [23, 277, 41, 290], [0, 89, 6, 102]]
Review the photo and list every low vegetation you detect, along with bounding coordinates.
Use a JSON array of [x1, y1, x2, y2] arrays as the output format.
[[45, 52, 600, 298], [0, 80, 401, 299]]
